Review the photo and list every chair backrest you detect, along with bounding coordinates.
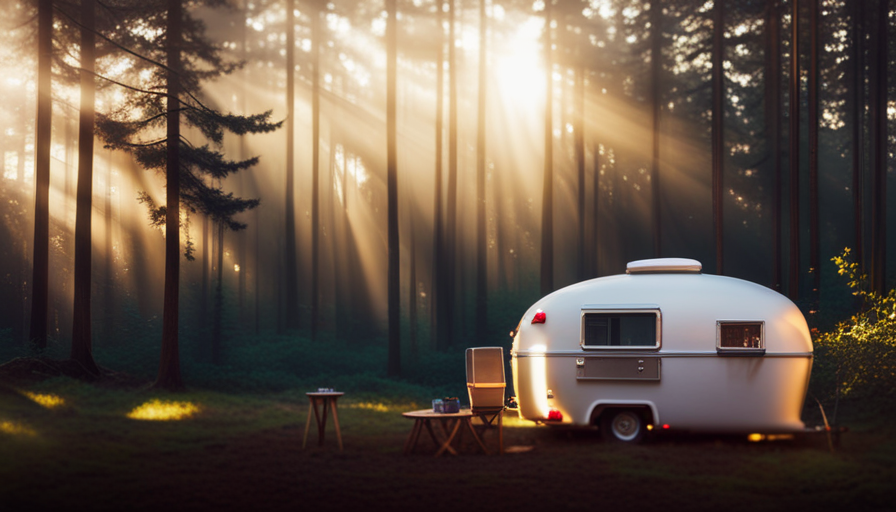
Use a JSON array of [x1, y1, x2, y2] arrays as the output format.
[[466, 347, 505, 410]]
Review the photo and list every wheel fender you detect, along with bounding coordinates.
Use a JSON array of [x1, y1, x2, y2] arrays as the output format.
[[587, 400, 659, 426]]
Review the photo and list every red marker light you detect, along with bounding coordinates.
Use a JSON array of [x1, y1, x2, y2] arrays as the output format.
[[532, 310, 546, 324], [547, 409, 563, 421], [662, 424, 670, 430]]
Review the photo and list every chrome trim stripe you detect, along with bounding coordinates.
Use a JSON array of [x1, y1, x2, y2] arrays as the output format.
[[513, 350, 813, 358]]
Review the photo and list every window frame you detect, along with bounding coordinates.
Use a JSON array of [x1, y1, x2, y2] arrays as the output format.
[[716, 320, 766, 356], [579, 307, 662, 350]]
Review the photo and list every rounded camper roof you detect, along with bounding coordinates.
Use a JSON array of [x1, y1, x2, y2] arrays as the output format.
[[517, 259, 812, 354]]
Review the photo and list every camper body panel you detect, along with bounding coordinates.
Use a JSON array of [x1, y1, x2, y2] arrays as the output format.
[[511, 270, 813, 433]]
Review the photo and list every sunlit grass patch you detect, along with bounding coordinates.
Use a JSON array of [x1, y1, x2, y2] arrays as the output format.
[[500, 413, 540, 428], [21, 391, 66, 409], [348, 401, 404, 413], [0, 420, 36, 437], [126, 399, 201, 421]]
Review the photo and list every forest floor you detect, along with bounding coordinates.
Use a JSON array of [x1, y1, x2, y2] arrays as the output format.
[[1, 358, 894, 512]]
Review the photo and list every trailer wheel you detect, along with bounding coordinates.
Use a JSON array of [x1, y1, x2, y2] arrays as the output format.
[[601, 409, 645, 444]]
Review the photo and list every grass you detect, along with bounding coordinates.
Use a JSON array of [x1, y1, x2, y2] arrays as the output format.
[[0, 378, 894, 512]]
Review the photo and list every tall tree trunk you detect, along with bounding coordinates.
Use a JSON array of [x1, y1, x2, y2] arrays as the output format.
[[808, 0, 820, 308], [29, 0, 53, 350], [650, 0, 662, 258], [711, 0, 724, 276], [237, 0, 248, 328], [327, 131, 340, 337], [592, 143, 600, 277], [311, 7, 321, 340], [54, 117, 76, 345], [156, 0, 185, 390], [325, 131, 337, 334], [475, 0, 488, 341], [492, 160, 504, 292], [255, 204, 261, 334], [575, 66, 586, 279], [103, 152, 114, 341], [540, 0, 554, 296], [71, 0, 100, 375], [333, 138, 345, 340], [850, 0, 865, 272], [17, 90, 27, 183], [341, 155, 353, 338], [766, 0, 782, 292], [432, 0, 446, 350], [201, 214, 209, 331], [212, 222, 224, 364], [870, 0, 888, 293], [59, 118, 76, 343], [237, 197, 245, 323], [446, 0, 458, 346], [386, 0, 400, 377], [788, 0, 800, 301], [284, 0, 299, 332], [409, 207, 417, 361], [16, 106, 28, 344]]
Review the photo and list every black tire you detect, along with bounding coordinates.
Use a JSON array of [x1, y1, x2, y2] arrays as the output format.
[[601, 409, 645, 444]]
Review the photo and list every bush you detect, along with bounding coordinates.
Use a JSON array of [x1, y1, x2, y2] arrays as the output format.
[[811, 249, 896, 412]]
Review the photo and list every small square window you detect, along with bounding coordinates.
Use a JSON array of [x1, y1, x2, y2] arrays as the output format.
[[717, 321, 765, 355]]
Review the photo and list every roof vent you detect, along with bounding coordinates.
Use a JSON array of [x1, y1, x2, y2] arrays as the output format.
[[626, 258, 702, 274]]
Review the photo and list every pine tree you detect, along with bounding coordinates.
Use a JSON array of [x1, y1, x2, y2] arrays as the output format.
[[540, 0, 554, 296], [29, 0, 52, 351], [432, 0, 447, 351], [712, 0, 724, 276], [788, 0, 800, 300], [70, 0, 101, 376], [386, 0, 400, 377], [475, 0, 488, 343], [96, 0, 280, 389]]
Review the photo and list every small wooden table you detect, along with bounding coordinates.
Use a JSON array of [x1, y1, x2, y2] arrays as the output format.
[[402, 409, 492, 457], [302, 392, 344, 451]]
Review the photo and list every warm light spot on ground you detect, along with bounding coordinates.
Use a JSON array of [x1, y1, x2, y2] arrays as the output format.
[[127, 400, 200, 421], [500, 414, 540, 428], [0, 420, 36, 437], [748, 433, 795, 442], [22, 391, 66, 409], [349, 402, 401, 413]]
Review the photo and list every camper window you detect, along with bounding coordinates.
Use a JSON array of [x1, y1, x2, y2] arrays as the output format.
[[580, 310, 661, 349], [716, 321, 765, 355]]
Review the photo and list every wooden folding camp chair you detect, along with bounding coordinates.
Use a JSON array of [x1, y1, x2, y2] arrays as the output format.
[[466, 347, 506, 454]]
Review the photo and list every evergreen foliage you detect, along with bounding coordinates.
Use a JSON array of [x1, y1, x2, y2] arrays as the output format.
[[94, 0, 281, 240]]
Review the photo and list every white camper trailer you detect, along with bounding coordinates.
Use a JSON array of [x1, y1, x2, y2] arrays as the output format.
[[510, 258, 814, 443]]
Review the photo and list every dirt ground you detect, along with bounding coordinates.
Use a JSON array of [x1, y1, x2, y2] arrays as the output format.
[[1, 358, 891, 512], [8, 419, 846, 512]]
